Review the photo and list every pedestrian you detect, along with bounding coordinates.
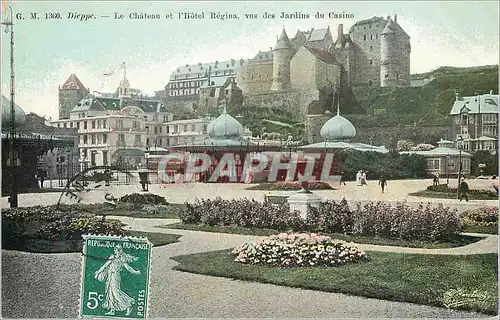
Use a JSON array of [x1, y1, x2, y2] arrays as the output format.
[[458, 178, 469, 202], [356, 170, 362, 186], [432, 174, 439, 186], [491, 175, 498, 195], [361, 170, 367, 186], [37, 167, 46, 188], [339, 171, 346, 186], [378, 175, 387, 193]]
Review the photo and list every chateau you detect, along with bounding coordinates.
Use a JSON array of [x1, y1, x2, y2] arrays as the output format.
[[161, 15, 411, 118]]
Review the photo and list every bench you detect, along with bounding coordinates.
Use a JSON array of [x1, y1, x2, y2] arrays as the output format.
[[264, 194, 290, 205]]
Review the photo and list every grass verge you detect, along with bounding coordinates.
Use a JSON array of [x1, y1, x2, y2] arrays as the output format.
[[4, 231, 182, 254], [462, 224, 498, 235], [160, 223, 484, 249], [245, 183, 335, 191], [409, 190, 498, 200], [171, 249, 498, 315]]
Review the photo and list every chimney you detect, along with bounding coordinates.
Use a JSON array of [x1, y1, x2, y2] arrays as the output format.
[[490, 90, 493, 94], [387, 15, 391, 20], [455, 92, 460, 101], [394, 14, 397, 23], [337, 24, 344, 40]]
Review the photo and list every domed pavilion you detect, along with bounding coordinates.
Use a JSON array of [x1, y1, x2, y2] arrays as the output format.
[[2, 95, 74, 201], [169, 103, 284, 182], [299, 102, 389, 153]]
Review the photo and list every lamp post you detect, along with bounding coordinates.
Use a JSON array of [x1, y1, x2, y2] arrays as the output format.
[[457, 135, 464, 199], [446, 154, 450, 185], [3, 7, 17, 207]]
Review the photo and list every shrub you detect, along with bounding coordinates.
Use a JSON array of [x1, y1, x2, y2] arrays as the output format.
[[35, 217, 125, 241], [231, 233, 368, 267], [179, 198, 303, 230], [268, 181, 333, 190], [119, 193, 168, 206], [461, 207, 498, 227], [311, 200, 461, 241]]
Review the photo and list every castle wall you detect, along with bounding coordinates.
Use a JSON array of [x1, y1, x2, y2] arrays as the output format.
[[315, 61, 341, 90], [271, 48, 295, 91], [243, 89, 320, 119], [290, 48, 317, 90], [380, 25, 411, 87], [349, 22, 386, 86], [305, 113, 331, 143], [236, 61, 273, 96], [59, 89, 87, 119]]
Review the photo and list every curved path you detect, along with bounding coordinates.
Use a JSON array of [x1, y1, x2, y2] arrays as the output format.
[[3, 216, 496, 318]]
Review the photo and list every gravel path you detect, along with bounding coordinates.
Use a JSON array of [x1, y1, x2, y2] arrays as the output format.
[[2, 216, 496, 318]]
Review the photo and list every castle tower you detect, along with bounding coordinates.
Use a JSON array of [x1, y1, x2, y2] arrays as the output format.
[[270, 28, 295, 91], [380, 15, 411, 87], [58, 74, 89, 119]]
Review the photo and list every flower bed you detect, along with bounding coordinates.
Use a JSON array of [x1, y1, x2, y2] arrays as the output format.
[[179, 198, 462, 241], [246, 181, 334, 191], [426, 184, 497, 199], [179, 197, 303, 230], [35, 217, 125, 241], [231, 233, 368, 267], [461, 207, 498, 227], [120, 193, 168, 206]]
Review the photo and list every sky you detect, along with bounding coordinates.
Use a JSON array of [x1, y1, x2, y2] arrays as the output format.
[[1, 1, 499, 120]]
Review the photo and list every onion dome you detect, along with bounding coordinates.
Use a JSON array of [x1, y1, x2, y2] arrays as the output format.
[[320, 115, 356, 141], [207, 104, 244, 138], [2, 95, 26, 127], [320, 101, 356, 141]]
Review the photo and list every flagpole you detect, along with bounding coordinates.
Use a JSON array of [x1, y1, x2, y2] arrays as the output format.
[[2, 6, 18, 207]]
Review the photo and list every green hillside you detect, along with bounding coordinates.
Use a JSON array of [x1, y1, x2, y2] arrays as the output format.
[[348, 65, 498, 128]]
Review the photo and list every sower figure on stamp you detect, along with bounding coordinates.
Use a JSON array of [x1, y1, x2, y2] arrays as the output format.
[[95, 245, 141, 316]]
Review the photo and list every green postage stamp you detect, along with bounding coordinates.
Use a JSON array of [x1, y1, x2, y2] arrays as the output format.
[[79, 235, 152, 319]]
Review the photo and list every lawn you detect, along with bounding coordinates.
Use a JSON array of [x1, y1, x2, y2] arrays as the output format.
[[161, 223, 484, 249], [5, 231, 182, 254], [172, 249, 498, 315], [409, 190, 498, 200], [246, 182, 335, 191]]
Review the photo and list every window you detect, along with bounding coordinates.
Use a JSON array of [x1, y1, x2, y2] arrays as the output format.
[[133, 121, 139, 129], [83, 135, 88, 144], [84, 121, 87, 129], [426, 159, 440, 170], [135, 135, 141, 143], [363, 35, 366, 41], [70, 123, 73, 128], [191, 124, 196, 131], [103, 120, 107, 128], [370, 34, 373, 40], [102, 151, 108, 166], [91, 135, 96, 144], [118, 134, 125, 141], [385, 74, 389, 79], [368, 80, 373, 86], [92, 121, 96, 129], [117, 120, 124, 129], [184, 124, 188, 132], [77, 122, 80, 130], [102, 134, 107, 144]]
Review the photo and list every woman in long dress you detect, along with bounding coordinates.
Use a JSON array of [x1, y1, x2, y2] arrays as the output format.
[[94, 245, 141, 316], [356, 170, 362, 186]]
